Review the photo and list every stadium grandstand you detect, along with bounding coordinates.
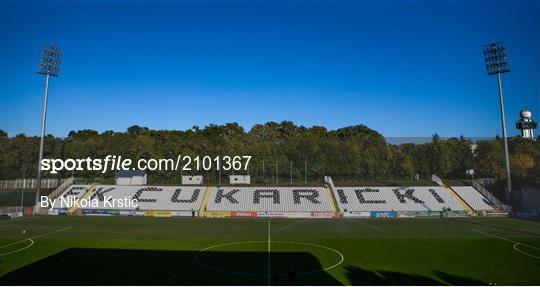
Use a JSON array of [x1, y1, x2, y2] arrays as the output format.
[[44, 176, 503, 218]]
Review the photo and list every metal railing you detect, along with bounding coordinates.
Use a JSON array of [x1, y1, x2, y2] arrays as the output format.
[[48, 177, 74, 200], [0, 178, 69, 190], [471, 179, 511, 212]]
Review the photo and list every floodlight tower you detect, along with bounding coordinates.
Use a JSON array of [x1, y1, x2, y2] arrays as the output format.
[[35, 45, 62, 212], [483, 42, 512, 204]]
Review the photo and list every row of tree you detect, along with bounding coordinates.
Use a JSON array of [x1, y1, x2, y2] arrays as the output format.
[[0, 122, 538, 188]]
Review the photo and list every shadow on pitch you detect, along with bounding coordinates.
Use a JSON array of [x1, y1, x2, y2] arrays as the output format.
[[443, 218, 540, 237], [344, 265, 486, 285], [0, 247, 341, 285]]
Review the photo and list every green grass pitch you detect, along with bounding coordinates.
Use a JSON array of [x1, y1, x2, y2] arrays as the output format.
[[0, 216, 539, 285]]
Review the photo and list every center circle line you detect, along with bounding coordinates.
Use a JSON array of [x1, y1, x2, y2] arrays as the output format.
[[194, 240, 344, 276]]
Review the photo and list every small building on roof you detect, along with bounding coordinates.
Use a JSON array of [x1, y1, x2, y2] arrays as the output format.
[[229, 175, 250, 184], [182, 175, 203, 185], [116, 170, 147, 186]]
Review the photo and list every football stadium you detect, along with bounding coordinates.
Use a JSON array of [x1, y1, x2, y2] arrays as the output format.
[[1, 176, 540, 285], [1, 0, 540, 286]]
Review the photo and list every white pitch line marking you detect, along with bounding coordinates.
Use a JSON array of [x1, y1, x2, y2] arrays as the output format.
[[473, 229, 540, 260], [272, 241, 345, 274], [359, 220, 387, 232], [0, 217, 31, 224], [273, 219, 309, 233], [194, 241, 273, 277], [513, 243, 540, 260], [194, 240, 344, 276], [513, 219, 540, 227], [0, 226, 73, 250], [0, 239, 34, 257]]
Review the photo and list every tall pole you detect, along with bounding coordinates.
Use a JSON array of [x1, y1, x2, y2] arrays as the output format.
[[497, 73, 512, 201], [304, 160, 307, 183], [275, 162, 278, 183], [35, 74, 50, 210], [35, 44, 62, 214], [483, 41, 512, 205], [290, 161, 292, 184], [21, 166, 26, 212]]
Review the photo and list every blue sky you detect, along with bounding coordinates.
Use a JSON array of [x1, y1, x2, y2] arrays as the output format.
[[0, 1, 538, 137]]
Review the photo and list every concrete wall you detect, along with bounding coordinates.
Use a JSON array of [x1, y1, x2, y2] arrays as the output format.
[[514, 187, 540, 218]]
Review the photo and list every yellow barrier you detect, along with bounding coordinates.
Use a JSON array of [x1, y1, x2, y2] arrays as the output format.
[[202, 211, 231, 218], [324, 186, 340, 215], [198, 186, 214, 217], [445, 187, 474, 214], [144, 210, 172, 217], [68, 185, 95, 214]]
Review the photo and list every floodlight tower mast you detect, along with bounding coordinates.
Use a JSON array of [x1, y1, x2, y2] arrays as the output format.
[[35, 45, 62, 212], [483, 42, 512, 204]]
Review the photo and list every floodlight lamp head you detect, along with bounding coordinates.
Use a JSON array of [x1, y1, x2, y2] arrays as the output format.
[[483, 42, 510, 76], [37, 44, 62, 77]]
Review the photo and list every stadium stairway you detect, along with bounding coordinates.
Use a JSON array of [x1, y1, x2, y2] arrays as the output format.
[[444, 186, 474, 214], [324, 186, 340, 216], [68, 185, 96, 214], [198, 186, 213, 216], [432, 175, 474, 214], [49, 177, 74, 201]]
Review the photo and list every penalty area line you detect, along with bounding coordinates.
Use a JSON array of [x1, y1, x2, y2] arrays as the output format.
[[0, 226, 73, 250], [513, 243, 540, 260], [273, 219, 310, 233], [0, 239, 34, 257], [473, 229, 540, 260]]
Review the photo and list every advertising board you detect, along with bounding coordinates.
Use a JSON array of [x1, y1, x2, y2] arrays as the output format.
[[171, 211, 197, 217], [370, 211, 398, 218], [343, 211, 371, 218], [202, 211, 231, 218], [144, 210, 172, 217], [257, 211, 287, 218], [84, 209, 111, 216], [310, 211, 336, 218], [231, 211, 257, 218]]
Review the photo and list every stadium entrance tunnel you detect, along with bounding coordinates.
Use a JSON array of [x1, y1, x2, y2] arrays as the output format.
[[0, 247, 341, 285]]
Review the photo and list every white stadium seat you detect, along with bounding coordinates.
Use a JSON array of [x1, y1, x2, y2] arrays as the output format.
[[54, 185, 205, 211], [51, 185, 91, 208], [451, 186, 495, 211], [206, 187, 333, 212], [333, 186, 465, 212]]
